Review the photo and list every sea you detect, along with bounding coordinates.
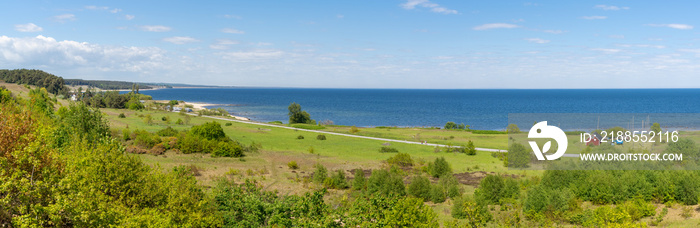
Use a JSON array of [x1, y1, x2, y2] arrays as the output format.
[[135, 88, 700, 130]]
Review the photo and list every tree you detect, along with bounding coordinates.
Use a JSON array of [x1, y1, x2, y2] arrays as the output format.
[[352, 169, 366, 190], [466, 140, 477, 155], [190, 121, 227, 141], [444, 121, 458, 130], [428, 157, 452, 178], [288, 102, 311, 124], [506, 124, 520, 133], [507, 142, 531, 168], [650, 122, 662, 133], [408, 176, 432, 201]]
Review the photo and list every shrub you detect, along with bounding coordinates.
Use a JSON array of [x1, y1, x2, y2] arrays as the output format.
[[316, 134, 327, 140], [225, 122, 232, 126], [118, 113, 126, 118], [367, 169, 406, 196], [408, 176, 432, 201], [149, 143, 166, 155], [133, 130, 160, 149], [143, 114, 153, 125], [190, 121, 226, 141], [439, 175, 461, 198], [386, 152, 413, 167], [297, 135, 304, 139], [430, 185, 447, 203], [350, 126, 360, 133], [352, 169, 366, 190], [176, 118, 184, 125], [212, 141, 244, 157], [157, 126, 179, 137], [523, 184, 573, 218], [506, 123, 520, 133], [287, 161, 299, 169], [507, 143, 531, 168], [451, 196, 492, 226], [466, 140, 477, 155], [428, 157, 452, 178], [122, 128, 131, 141], [379, 146, 399, 153], [312, 164, 328, 184], [325, 170, 348, 189], [475, 175, 519, 205]]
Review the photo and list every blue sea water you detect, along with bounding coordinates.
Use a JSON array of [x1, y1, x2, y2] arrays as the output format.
[[136, 88, 700, 130]]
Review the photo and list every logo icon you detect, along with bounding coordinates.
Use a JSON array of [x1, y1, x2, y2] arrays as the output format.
[[528, 121, 568, 160]]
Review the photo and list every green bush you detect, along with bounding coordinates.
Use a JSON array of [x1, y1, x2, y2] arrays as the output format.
[[122, 128, 131, 141], [312, 164, 328, 184], [408, 176, 432, 201], [475, 175, 519, 205], [451, 196, 492, 226], [428, 157, 452, 178], [507, 142, 531, 168], [316, 134, 327, 140], [287, 161, 299, 169], [524, 184, 573, 218], [466, 140, 476, 155], [291, 124, 326, 130], [352, 169, 366, 190], [190, 121, 227, 141], [176, 118, 184, 125], [211, 141, 244, 157], [133, 129, 161, 148], [430, 185, 447, 203], [366, 169, 405, 196], [386, 152, 413, 167], [324, 170, 348, 189], [297, 135, 304, 139], [118, 113, 126, 118], [156, 126, 179, 137], [379, 146, 399, 153], [224, 122, 232, 126]]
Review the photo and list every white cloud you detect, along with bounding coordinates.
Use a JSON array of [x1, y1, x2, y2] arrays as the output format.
[[543, 30, 564, 34], [53, 14, 76, 23], [473, 23, 518, 30], [591, 48, 621, 53], [582, 16, 607, 20], [647, 24, 693, 30], [219, 50, 284, 62], [110, 8, 122, 13], [140, 25, 172, 32], [14, 23, 43, 32], [85, 5, 109, 10], [617, 44, 665, 49], [0, 35, 166, 72], [609, 35, 625, 39], [337, 14, 344, 19], [209, 39, 239, 50], [525, 38, 550, 44], [163, 36, 199, 44], [400, 0, 458, 15], [221, 28, 245, 34], [125, 15, 135, 20], [594, 5, 629, 10]]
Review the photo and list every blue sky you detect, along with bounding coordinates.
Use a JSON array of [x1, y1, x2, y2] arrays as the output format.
[[1, 1, 699, 88]]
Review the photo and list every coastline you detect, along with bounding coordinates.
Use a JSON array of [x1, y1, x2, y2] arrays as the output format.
[[176, 100, 251, 121]]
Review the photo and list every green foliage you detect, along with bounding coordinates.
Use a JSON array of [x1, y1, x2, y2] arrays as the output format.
[[118, 113, 126, 118], [156, 126, 179, 137], [382, 197, 439, 228], [316, 134, 327, 140], [211, 141, 244, 157], [650, 122, 662, 132], [366, 169, 406, 197], [466, 140, 477, 155], [288, 102, 312, 124], [0, 86, 12, 103], [451, 196, 492, 226], [430, 184, 447, 203], [507, 142, 531, 168], [524, 184, 573, 218], [444, 121, 469, 130], [0, 69, 69, 95], [379, 146, 399, 153], [386, 152, 414, 167], [312, 163, 328, 184], [428, 157, 452, 178], [28, 87, 55, 115], [197, 108, 229, 116], [65, 79, 156, 90], [352, 169, 366, 191], [324, 170, 348, 189], [296, 135, 304, 139], [408, 176, 432, 201], [475, 175, 520, 206], [224, 122, 232, 126], [350, 125, 360, 133], [143, 114, 153, 125], [175, 118, 184, 125], [190, 121, 226, 141], [126, 96, 145, 110], [506, 123, 520, 133], [290, 124, 326, 130], [56, 103, 110, 145], [287, 161, 299, 169], [133, 129, 162, 148], [666, 138, 699, 160]]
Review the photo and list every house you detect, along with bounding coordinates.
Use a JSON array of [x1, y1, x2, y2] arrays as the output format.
[[587, 132, 603, 146], [173, 107, 182, 112]]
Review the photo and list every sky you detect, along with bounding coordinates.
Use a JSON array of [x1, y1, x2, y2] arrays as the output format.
[[1, 0, 699, 89]]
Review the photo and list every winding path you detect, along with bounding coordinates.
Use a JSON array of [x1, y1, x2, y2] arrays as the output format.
[[192, 113, 580, 158]]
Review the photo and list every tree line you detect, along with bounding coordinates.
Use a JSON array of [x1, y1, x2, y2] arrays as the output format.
[[0, 69, 69, 95]]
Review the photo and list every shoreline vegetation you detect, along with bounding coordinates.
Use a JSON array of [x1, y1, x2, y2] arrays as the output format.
[[5, 69, 700, 227]]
